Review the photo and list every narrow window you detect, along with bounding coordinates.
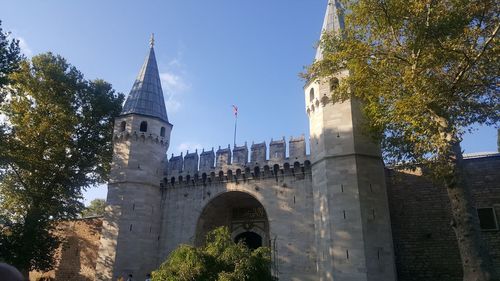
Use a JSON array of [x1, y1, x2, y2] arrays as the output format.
[[309, 88, 315, 101], [477, 207, 498, 230], [254, 167, 260, 178], [160, 126, 166, 137], [120, 121, 126, 132], [330, 77, 339, 92], [140, 121, 148, 132]]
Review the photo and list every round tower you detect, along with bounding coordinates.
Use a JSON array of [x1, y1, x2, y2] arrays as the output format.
[[96, 35, 173, 281], [305, 1, 397, 281]]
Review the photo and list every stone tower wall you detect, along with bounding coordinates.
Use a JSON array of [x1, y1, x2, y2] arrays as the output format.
[[96, 115, 171, 281], [305, 74, 397, 281]]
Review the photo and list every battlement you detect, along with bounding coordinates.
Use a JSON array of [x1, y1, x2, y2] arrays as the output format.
[[163, 159, 311, 188], [165, 135, 309, 177], [113, 131, 169, 147]]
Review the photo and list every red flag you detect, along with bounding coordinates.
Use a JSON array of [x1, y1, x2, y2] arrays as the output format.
[[232, 105, 238, 117]]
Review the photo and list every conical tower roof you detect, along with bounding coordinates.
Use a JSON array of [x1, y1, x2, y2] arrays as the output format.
[[121, 36, 169, 123], [315, 0, 345, 61]]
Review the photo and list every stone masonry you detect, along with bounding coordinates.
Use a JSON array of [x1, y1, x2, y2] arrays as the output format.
[[30, 154, 500, 280], [92, 1, 500, 281]]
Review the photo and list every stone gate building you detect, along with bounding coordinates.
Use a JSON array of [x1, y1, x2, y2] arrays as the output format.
[[92, 1, 500, 281]]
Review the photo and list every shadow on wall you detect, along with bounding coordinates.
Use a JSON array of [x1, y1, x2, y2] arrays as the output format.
[[386, 155, 500, 281], [30, 218, 103, 281], [56, 219, 102, 281], [95, 203, 121, 281]]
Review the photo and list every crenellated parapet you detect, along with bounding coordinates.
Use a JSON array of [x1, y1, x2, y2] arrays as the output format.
[[163, 159, 312, 188], [112, 114, 171, 148], [232, 143, 249, 165], [200, 149, 215, 171], [164, 135, 310, 186], [288, 135, 307, 161], [216, 145, 232, 167], [113, 130, 169, 147]]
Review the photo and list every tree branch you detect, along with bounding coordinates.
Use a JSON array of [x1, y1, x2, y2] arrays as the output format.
[[8, 162, 28, 190], [452, 22, 500, 90]]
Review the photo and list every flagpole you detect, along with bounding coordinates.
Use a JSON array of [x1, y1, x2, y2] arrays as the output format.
[[233, 113, 238, 148]]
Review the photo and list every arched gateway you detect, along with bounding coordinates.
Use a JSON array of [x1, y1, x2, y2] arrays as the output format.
[[97, 2, 396, 280], [195, 191, 270, 248]]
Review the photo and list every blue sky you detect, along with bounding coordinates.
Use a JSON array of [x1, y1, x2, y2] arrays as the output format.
[[1, 0, 497, 205]]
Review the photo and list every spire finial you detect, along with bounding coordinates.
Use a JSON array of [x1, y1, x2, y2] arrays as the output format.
[[150, 33, 155, 48], [315, 0, 345, 61]]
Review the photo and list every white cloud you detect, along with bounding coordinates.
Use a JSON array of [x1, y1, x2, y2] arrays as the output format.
[[17, 36, 33, 57], [176, 142, 204, 154], [159, 56, 190, 113]]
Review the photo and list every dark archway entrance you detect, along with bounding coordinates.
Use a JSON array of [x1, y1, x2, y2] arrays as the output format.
[[195, 191, 269, 248], [234, 231, 262, 250]]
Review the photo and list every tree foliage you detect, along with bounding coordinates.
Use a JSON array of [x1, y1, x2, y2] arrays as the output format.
[[0, 21, 22, 168], [0, 20, 22, 94], [305, 0, 499, 167], [81, 198, 106, 217], [152, 227, 274, 281], [304, 0, 499, 280], [0, 52, 124, 273]]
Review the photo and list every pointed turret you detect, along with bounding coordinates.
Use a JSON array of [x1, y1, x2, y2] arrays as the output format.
[[121, 34, 169, 123], [315, 0, 345, 61], [305, 2, 397, 280], [96, 35, 172, 281]]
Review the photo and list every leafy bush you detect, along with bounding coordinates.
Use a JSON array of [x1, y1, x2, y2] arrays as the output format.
[[152, 227, 274, 281]]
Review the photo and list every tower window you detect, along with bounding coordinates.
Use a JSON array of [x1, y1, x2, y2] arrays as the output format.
[[330, 77, 339, 92], [309, 88, 315, 101], [477, 207, 498, 231], [140, 121, 148, 132], [160, 126, 166, 137], [120, 121, 126, 132]]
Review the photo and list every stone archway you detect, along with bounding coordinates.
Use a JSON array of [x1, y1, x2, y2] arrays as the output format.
[[234, 231, 262, 250], [195, 191, 270, 248]]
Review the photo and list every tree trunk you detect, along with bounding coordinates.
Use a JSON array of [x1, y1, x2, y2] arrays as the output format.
[[444, 142, 499, 281]]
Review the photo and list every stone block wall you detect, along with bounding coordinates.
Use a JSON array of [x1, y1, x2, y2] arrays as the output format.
[[29, 218, 103, 281], [159, 161, 317, 281], [386, 154, 500, 281]]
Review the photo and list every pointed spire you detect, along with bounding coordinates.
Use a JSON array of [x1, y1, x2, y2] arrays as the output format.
[[315, 0, 345, 61], [121, 36, 169, 123]]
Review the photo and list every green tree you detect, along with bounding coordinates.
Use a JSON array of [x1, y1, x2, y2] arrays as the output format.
[[81, 198, 106, 217], [153, 227, 274, 281], [0, 20, 21, 94], [0, 53, 124, 275], [0, 21, 22, 168], [304, 0, 499, 280]]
